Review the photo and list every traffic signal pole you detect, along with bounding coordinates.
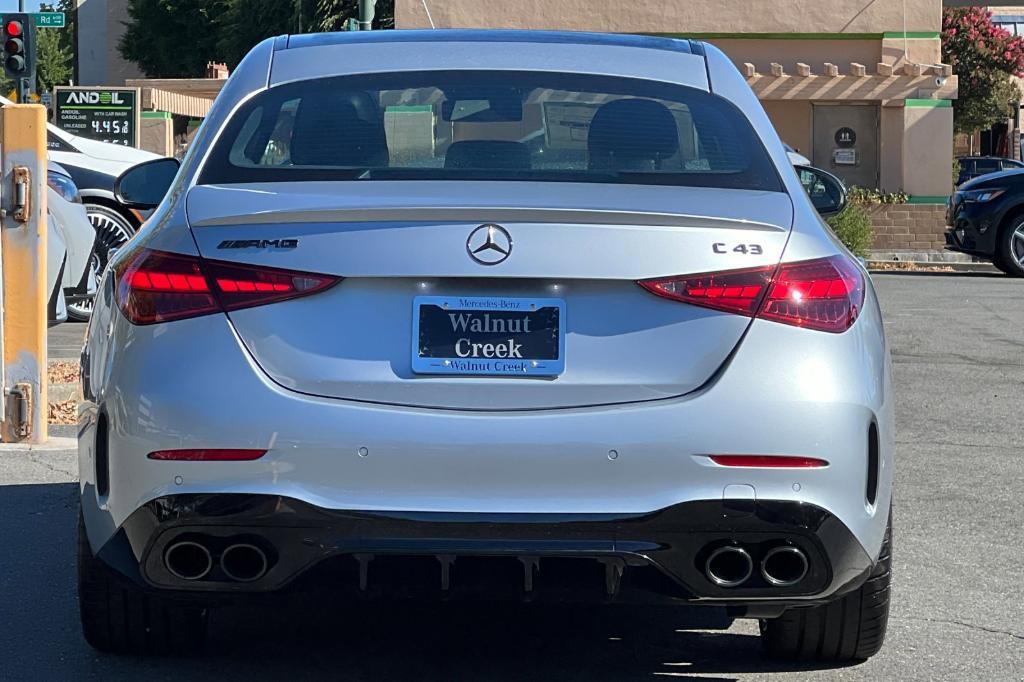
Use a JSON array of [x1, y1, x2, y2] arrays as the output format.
[[0, 104, 48, 443], [358, 0, 376, 30]]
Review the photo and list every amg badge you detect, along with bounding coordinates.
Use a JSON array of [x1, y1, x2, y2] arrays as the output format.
[[217, 239, 299, 250]]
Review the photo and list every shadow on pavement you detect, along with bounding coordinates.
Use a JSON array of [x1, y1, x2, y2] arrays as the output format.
[[0, 483, 855, 680]]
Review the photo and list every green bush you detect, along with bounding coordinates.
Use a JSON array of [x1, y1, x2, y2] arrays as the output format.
[[826, 202, 874, 259]]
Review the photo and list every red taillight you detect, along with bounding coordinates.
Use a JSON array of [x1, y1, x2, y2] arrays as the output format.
[[760, 257, 865, 333], [638, 265, 772, 316], [708, 455, 829, 468], [638, 255, 865, 333], [148, 449, 267, 461], [115, 249, 340, 325]]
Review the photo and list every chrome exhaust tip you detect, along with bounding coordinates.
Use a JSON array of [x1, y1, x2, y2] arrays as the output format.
[[760, 545, 809, 587], [705, 545, 753, 587], [220, 543, 269, 583], [164, 540, 213, 581]]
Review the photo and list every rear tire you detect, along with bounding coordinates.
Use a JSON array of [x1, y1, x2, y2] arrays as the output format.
[[759, 513, 891, 662], [78, 511, 208, 655]]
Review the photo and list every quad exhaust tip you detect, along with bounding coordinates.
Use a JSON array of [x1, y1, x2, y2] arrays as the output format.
[[760, 545, 809, 587], [164, 541, 213, 581], [220, 543, 269, 583], [705, 545, 753, 588]]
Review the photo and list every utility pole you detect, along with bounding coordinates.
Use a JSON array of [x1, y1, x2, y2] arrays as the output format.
[[358, 0, 376, 30]]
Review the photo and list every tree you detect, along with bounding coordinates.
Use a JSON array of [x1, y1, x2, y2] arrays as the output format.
[[120, 0, 226, 78], [34, 21, 72, 92], [216, 0, 318, 69], [942, 7, 1024, 133], [122, 0, 395, 75]]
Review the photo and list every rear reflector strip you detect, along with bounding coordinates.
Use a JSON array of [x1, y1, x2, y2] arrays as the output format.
[[708, 455, 829, 468], [147, 449, 267, 461]]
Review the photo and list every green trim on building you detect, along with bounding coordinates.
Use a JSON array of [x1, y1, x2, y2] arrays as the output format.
[[141, 111, 172, 119], [659, 31, 939, 41], [881, 31, 940, 39], [385, 105, 433, 113], [659, 32, 878, 40], [905, 99, 952, 108], [907, 196, 950, 204]]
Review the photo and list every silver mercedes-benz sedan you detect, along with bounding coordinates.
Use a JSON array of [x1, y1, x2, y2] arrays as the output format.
[[77, 30, 893, 660]]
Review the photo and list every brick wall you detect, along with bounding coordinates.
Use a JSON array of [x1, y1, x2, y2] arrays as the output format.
[[868, 203, 948, 251]]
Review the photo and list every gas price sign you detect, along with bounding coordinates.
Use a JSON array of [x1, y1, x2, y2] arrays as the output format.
[[53, 87, 141, 147]]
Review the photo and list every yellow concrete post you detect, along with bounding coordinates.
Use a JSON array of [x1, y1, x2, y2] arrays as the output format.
[[1, 104, 48, 443]]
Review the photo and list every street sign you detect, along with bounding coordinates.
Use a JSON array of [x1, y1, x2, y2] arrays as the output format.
[[0, 12, 64, 28], [53, 86, 141, 147]]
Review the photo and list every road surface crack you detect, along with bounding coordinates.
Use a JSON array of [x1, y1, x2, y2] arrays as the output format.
[[897, 615, 1024, 641]]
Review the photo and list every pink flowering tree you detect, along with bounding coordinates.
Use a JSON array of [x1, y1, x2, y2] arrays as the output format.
[[943, 7, 1024, 133]]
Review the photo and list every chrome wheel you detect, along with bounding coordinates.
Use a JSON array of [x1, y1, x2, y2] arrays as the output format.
[[1013, 224, 1024, 268], [68, 204, 136, 321]]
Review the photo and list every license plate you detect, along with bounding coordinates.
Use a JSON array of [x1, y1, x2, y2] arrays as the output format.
[[412, 296, 565, 376]]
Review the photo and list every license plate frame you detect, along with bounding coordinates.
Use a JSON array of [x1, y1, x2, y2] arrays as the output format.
[[411, 295, 565, 377]]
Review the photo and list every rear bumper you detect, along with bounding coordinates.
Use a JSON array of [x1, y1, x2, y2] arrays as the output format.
[[91, 493, 873, 609]]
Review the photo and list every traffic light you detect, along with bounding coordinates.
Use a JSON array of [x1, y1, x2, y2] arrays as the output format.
[[3, 14, 36, 101]]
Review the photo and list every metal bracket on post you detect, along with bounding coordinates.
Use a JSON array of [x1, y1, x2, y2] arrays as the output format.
[[6, 382, 32, 437], [12, 166, 30, 223]]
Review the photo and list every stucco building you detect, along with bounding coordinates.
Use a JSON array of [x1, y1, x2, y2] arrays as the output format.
[[398, 0, 959, 251]]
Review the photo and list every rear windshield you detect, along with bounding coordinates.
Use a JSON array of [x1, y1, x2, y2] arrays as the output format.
[[198, 70, 783, 192]]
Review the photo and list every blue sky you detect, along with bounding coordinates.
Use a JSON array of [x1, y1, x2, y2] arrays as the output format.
[[0, 2, 50, 12]]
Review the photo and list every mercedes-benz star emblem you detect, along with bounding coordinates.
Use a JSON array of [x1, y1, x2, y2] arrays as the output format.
[[466, 224, 512, 265]]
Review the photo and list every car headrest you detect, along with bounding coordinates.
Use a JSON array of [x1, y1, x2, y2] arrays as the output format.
[[290, 95, 389, 168], [588, 99, 679, 171], [444, 140, 531, 170]]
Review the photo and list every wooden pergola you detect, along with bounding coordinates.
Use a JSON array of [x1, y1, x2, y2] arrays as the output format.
[[744, 61, 957, 102], [126, 78, 226, 118]]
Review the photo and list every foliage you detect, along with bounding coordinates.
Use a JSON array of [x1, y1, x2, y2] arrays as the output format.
[[952, 157, 961, 188], [942, 7, 1024, 133], [846, 186, 909, 206], [826, 202, 874, 258], [122, 0, 396, 76], [120, 0, 226, 78]]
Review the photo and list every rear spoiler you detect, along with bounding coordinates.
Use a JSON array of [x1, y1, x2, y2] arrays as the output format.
[[190, 206, 787, 232]]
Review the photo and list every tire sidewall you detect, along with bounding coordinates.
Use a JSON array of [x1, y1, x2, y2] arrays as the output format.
[[997, 217, 1024, 277]]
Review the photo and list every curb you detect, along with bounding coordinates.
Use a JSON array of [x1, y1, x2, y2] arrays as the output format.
[[867, 260, 1001, 274], [0, 436, 77, 452], [49, 382, 81, 402]]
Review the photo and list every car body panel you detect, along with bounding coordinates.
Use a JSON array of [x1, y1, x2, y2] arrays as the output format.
[[47, 163, 94, 291]]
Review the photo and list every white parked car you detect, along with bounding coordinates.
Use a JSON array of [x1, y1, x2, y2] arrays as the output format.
[[46, 213, 67, 326], [47, 162, 97, 318]]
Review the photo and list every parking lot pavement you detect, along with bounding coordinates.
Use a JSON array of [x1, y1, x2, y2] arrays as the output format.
[[4, 272, 1023, 680], [49, 320, 87, 360]]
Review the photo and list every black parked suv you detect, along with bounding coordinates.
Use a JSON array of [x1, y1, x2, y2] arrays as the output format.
[[956, 156, 1024, 186], [947, 168, 1024, 276]]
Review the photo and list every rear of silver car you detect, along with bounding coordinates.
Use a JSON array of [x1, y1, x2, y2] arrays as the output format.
[[78, 31, 893, 660]]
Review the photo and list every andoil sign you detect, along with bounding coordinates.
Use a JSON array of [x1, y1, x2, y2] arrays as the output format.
[[53, 86, 141, 147]]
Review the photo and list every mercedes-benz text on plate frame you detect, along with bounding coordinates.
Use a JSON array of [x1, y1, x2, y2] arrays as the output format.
[[467, 224, 512, 265], [412, 296, 565, 376]]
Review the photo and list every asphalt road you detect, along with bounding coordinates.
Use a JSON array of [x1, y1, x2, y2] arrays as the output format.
[[2, 273, 1022, 680]]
